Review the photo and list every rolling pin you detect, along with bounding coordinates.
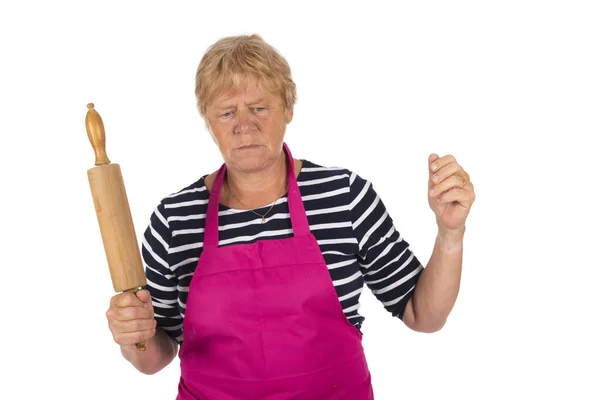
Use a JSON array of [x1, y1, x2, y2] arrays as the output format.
[[85, 103, 147, 351]]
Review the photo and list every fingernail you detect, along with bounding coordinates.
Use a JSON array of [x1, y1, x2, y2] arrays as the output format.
[[431, 164, 437, 171], [432, 175, 439, 183], [429, 188, 436, 196]]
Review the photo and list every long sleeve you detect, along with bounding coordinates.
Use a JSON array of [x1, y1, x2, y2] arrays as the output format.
[[349, 172, 424, 320]]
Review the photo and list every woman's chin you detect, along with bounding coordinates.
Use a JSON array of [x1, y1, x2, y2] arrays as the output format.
[[228, 157, 269, 173]]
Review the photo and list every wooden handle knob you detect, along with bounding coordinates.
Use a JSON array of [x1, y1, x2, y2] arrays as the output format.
[[86, 103, 111, 166]]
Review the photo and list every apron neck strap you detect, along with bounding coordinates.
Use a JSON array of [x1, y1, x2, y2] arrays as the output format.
[[204, 142, 309, 248], [283, 142, 310, 236], [204, 163, 226, 247]]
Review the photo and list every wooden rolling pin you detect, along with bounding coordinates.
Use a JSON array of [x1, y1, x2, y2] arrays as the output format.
[[86, 103, 147, 351]]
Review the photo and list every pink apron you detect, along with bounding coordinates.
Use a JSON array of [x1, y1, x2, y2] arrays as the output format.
[[176, 143, 374, 399]]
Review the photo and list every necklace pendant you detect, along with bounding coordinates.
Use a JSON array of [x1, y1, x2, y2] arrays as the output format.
[[261, 216, 266, 224]]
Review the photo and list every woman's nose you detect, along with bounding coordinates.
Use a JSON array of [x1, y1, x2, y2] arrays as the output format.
[[234, 109, 253, 134]]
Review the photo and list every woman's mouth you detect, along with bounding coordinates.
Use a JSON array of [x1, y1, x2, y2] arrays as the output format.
[[237, 144, 261, 150]]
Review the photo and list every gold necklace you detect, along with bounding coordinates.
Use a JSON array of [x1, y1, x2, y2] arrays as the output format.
[[227, 178, 286, 224]]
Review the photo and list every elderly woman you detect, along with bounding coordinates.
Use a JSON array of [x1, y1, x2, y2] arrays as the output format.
[[106, 34, 475, 399]]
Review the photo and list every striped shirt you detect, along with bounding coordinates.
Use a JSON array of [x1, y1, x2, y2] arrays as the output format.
[[142, 159, 424, 344]]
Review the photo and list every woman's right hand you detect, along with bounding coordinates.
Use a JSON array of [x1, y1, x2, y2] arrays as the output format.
[[106, 289, 157, 351]]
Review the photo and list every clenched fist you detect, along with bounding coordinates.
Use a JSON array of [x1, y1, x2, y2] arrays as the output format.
[[106, 289, 157, 351]]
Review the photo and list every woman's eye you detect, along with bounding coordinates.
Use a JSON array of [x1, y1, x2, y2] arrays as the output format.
[[221, 112, 232, 118], [255, 107, 265, 112]]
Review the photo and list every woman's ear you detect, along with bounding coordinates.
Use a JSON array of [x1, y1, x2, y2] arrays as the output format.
[[285, 105, 294, 124]]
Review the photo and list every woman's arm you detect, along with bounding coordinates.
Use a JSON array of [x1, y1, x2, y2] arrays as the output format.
[[120, 202, 181, 373], [402, 228, 463, 333], [403, 153, 475, 332]]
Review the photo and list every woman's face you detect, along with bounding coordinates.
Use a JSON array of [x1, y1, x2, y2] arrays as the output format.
[[206, 76, 293, 174]]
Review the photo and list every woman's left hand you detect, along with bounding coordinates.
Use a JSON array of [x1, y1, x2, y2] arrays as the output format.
[[427, 153, 476, 233]]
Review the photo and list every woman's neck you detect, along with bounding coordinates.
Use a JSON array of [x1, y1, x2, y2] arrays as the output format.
[[224, 152, 289, 209]]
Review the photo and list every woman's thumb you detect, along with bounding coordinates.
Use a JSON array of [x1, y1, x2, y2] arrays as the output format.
[[135, 289, 152, 305]]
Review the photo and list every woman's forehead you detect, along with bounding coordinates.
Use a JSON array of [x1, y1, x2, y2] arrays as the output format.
[[213, 79, 279, 106]]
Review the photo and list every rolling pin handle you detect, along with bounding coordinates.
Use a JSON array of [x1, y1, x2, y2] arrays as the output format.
[[85, 103, 111, 166]]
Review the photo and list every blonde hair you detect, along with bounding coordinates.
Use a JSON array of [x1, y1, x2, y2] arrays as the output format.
[[195, 34, 297, 119]]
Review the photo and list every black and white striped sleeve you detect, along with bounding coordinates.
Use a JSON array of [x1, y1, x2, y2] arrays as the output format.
[[141, 202, 182, 342], [348, 172, 424, 321]]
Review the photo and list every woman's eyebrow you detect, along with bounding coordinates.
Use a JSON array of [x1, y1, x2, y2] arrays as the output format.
[[246, 98, 264, 106]]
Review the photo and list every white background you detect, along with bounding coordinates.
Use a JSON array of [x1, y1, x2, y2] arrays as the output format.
[[1, 1, 598, 399]]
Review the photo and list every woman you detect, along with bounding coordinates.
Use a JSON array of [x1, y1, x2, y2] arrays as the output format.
[[106, 34, 475, 399]]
